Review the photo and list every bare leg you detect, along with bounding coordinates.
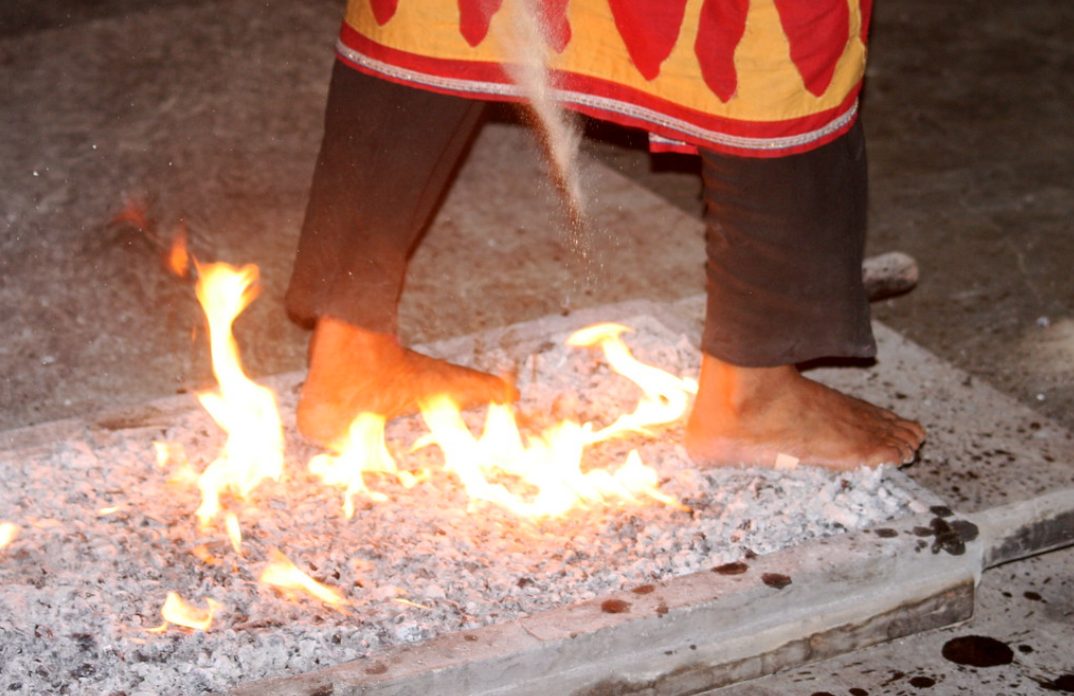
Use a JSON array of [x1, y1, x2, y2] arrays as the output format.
[[685, 353, 925, 470], [287, 66, 511, 447]]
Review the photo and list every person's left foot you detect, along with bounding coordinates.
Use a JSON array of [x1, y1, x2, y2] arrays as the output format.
[[685, 354, 926, 471], [297, 317, 517, 449]]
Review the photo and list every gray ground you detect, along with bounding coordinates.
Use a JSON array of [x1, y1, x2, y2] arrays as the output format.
[[1, 0, 1071, 694]]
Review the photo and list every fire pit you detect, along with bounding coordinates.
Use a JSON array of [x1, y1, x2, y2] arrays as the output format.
[[0, 266, 931, 694]]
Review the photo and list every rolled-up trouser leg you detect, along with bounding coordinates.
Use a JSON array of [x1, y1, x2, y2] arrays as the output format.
[[699, 120, 876, 367], [285, 61, 485, 334]]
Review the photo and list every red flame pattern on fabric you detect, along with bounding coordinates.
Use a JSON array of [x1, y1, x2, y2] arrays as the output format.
[[772, 0, 850, 97], [694, 0, 750, 103], [458, 0, 504, 47], [370, 0, 399, 25], [860, 0, 873, 43], [608, 0, 689, 81], [539, 0, 572, 53]]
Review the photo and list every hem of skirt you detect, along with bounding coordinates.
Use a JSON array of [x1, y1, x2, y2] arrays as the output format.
[[335, 27, 861, 158]]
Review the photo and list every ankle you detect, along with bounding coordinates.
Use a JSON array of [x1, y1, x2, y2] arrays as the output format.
[[312, 317, 400, 361], [696, 354, 797, 415]]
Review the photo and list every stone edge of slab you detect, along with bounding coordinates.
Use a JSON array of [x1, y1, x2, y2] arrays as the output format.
[[231, 510, 982, 696]]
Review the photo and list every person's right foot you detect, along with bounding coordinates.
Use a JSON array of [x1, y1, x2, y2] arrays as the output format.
[[297, 317, 517, 449]]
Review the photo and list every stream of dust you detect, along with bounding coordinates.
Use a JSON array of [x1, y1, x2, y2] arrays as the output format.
[[498, 0, 601, 297]]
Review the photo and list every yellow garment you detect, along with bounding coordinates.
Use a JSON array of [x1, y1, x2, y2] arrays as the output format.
[[337, 0, 870, 156]]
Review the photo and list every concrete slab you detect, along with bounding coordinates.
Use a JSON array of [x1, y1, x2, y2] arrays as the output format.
[[219, 303, 1074, 695], [235, 512, 978, 696]]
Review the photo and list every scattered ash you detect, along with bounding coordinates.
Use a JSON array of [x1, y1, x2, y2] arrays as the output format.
[[0, 318, 919, 694]]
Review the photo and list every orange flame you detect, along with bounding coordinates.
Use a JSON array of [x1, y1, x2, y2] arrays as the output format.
[[153, 440, 200, 487], [148, 591, 220, 633], [308, 413, 420, 518], [418, 396, 686, 518], [567, 323, 698, 442], [165, 225, 191, 278], [225, 512, 243, 554], [192, 263, 285, 529], [406, 322, 695, 518], [0, 522, 18, 550], [259, 549, 348, 610]]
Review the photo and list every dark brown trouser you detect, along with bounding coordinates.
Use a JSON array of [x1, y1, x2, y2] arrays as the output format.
[[286, 61, 876, 367]]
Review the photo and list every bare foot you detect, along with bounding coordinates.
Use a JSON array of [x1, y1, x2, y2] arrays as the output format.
[[297, 317, 517, 448], [685, 354, 925, 471]]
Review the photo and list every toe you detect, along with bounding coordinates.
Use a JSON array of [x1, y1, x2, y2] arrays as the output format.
[[895, 438, 916, 465], [864, 441, 904, 468], [901, 418, 927, 444], [889, 422, 924, 450]]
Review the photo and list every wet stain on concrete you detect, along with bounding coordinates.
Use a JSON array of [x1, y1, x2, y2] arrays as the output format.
[[600, 598, 630, 614], [761, 572, 792, 590], [941, 635, 1014, 667], [909, 675, 936, 688], [1024, 590, 1043, 601], [713, 561, 748, 575], [913, 516, 980, 555], [1035, 674, 1074, 692]]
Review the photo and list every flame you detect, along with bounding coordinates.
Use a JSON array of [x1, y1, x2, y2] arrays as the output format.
[[165, 225, 190, 278], [394, 597, 433, 610], [175, 259, 687, 535], [191, 544, 219, 566], [308, 413, 420, 518], [418, 396, 686, 518], [225, 512, 243, 554], [153, 440, 200, 489], [192, 263, 285, 528], [148, 591, 220, 633], [0, 522, 18, 550], [259, 549, 348, 610], [405, 322, 695, 518], [153, 440, 180, 468], [567, 323, 698, 442]]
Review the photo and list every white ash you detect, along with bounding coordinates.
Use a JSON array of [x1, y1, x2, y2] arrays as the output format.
[[0, 317, 920, 695]]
